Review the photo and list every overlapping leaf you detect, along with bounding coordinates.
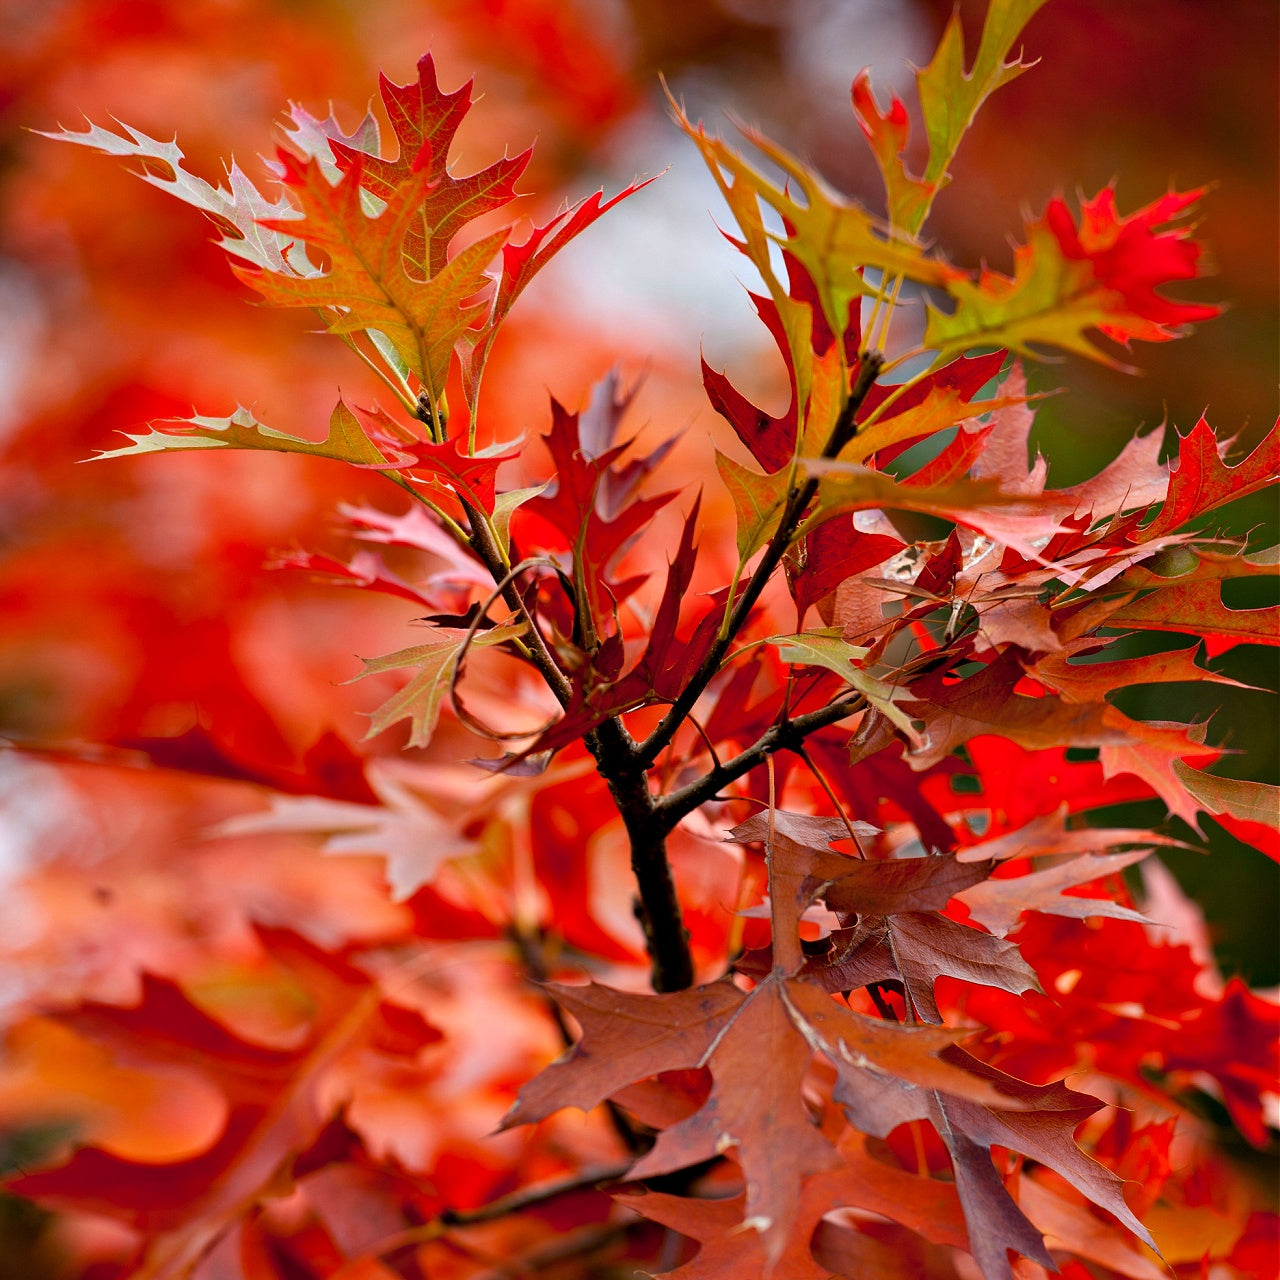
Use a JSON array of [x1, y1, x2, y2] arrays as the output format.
[[31, 14, 1279, 1280], [505, 813, 1020, 1269], [236, 148, 506, 412], [669, 92, 955, 416], [1141, 415, 1279, 539], [5, 929, 440, 1279], [326, 54, 530, 278], [524, 390, 677, 630]]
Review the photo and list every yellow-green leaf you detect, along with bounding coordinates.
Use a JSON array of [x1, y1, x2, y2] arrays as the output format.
[[716, 451, 791, 563], [90, 401, 400, 467], [669, 92, 952, 401], [356, 618, 526, 749], [924, 216, 1105, 363], [912, 0, 1049, 231], [767, 629, 920, 740], [841, 384, 1023, 467], [737, 124, 957, 344]]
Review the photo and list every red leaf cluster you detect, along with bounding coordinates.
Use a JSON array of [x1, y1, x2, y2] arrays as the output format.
[[2, 2, 1276, 1278]]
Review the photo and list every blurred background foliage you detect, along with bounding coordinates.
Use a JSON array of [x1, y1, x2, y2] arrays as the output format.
[[0, 0, 1275, 996]]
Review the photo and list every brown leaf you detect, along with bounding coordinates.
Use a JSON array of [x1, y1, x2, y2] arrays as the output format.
[[499, 979, 745, 1130], [810, 913, 1041, 1024], [820, 857, 994, 918], [783, 980, 1017, 1105], [937, 1052, 1157, 1255], [902, 656, 1134, 770]]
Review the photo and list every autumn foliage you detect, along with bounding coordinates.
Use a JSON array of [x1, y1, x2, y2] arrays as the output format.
[[1, 1, 1277, 1278]]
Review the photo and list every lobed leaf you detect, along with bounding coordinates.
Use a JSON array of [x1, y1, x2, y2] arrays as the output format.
[[926, 187, 1220, 366], [90, 400, 406, 467], [238, 148, 505, 409], [714, 450, 790, 563], [42, 118, 299, 271], [460, 178, 658, 410], [326, 53, 531, 277], [355, 617, 526, 748], [957, 847, 1155, 936], [1141, 415, 1280, 539], [854, 0, 1049, 236], [766, 629, 921, 740], [672, 94, 956, 369]]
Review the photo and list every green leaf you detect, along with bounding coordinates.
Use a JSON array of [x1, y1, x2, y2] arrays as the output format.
[[912, 0, 1049, 231], [715, 451, 790, 562], [355, 618, 526, 748], [669, 95, 817, 415], [766, 629, 920, 740], [925, 216, 1105, 363], [366, 328, 411, 382], [728, 123, 956, 355], [853, 0, 1048, 236], [89, 401, 402, 468], [1172, 765, 1280, 830]]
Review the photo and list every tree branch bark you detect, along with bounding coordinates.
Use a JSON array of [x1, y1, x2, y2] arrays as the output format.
[[588, 717, 694, 992]]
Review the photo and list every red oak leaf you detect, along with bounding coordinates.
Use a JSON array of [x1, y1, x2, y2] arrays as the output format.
[[927, 187, 1219, 365]]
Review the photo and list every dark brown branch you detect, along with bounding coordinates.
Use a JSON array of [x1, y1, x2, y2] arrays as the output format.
[[370, 1165, 634, 1263], [460, 352, 881, 994], [459, 491, 692, 990], [587, 718, 694, 992]]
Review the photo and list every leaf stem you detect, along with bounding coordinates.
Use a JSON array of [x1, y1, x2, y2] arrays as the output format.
[[338, 330, 418, 416], [386, 474, 473, 549], [795, 742, 866, 854], [461, 497, 571, 706]]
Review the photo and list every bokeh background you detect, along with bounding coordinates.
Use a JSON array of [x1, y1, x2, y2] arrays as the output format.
[[0, 0, 1275, 998]]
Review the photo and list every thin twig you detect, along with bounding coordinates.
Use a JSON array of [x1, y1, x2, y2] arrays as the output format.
[[655, 693, 867, 826], [461, 497, 573, 706], [794, 743, 866, 855], [685, 711, 724, 772], [367, 1171, 632, 1264], [448, 557, 564, 741]]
